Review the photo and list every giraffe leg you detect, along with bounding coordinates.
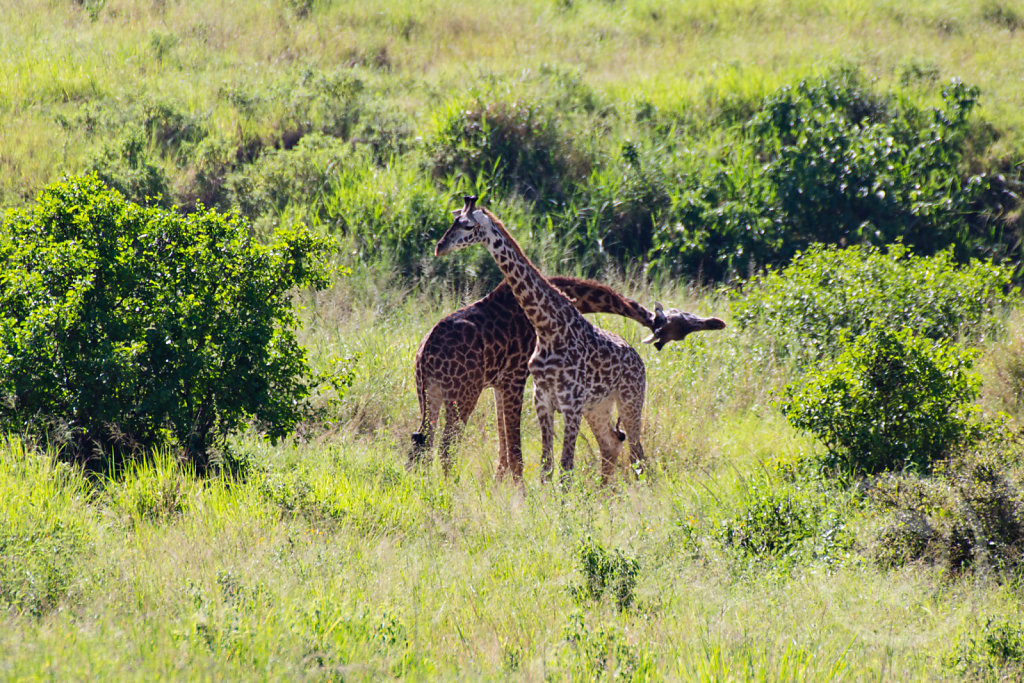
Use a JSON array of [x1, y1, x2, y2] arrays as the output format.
[[499, 373, 527, 481], [559, 406, 584, 478], [493, 389, 509, 479], [534, 387, 555, 481], [409, 387, 442, 469], [585, 403, 623, 485], [617, 390, 646, 479], [439, 392, 480, 476]]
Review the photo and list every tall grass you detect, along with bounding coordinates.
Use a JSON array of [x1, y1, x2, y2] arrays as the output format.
[[1, 283, 1021, 678]]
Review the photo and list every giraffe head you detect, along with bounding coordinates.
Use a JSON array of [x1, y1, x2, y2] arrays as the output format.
[[642, 302, 727, 350], [435, 195, 495, 256]]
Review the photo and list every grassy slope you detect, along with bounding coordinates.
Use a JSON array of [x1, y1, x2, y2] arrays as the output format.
[[2, 0, 1023, 203], [3, 1, 1024, 679]]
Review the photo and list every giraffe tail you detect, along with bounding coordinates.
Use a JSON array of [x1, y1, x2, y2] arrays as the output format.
[[612, 417, 626, 442]]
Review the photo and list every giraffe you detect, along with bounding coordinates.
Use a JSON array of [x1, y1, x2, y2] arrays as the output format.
[[433, 196, 650, 482], [410, 278, 726, 478]]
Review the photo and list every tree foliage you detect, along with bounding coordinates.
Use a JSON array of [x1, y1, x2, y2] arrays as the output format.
[[0, 175, 341, 465]]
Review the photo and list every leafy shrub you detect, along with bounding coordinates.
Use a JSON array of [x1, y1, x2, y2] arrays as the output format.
[[86, 127, 171, 207], [780, 327, 982, 475], [0, 439, 91, 616], [867, 441, 1024, 573], [732, 243, 1014, 363], [648, 69, 1013, 281], [227, 133, 353, 225], [552, 142, 672, 275], [426, 98, 589, 204], [0, 175, 341, 465], [557, 613, 655, 681], [570, 536, 640, 611], [944, 616, 1024, 679]]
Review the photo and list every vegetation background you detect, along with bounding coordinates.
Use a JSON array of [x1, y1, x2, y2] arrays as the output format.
[[3, 0, 1024, 679]]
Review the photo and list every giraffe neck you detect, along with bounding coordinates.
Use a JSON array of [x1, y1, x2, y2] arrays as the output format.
[[480, 215, 578, 339]]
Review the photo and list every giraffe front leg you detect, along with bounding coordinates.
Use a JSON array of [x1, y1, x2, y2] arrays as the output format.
[[534, 387, 555, 481]]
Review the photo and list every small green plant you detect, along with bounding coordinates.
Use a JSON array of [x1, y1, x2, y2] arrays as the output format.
[[719, 485, 815, 558], [944, 616, 1024, 679], [779, 327, 982, 475], [571, 536, 640, 611], [0, 175, 343, 465], [557, 612, 654, 681]]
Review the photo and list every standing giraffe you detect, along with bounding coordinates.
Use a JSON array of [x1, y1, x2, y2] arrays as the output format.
[[410, 277, 725, 478], [434, 196, 650, 482]]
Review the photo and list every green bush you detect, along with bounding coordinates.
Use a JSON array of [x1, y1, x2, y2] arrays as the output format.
[[944, 616, 1024, 679], [227, 133, 353, 225], [648, 69, 1013, 281], [551, 142, 672, 275], [732, 243, 1014, 363], [779, 327, 982, 475], [0, 175, 342, 465], [867, 441, 1024, 573], [85, 127, 171, 207], [426, 98, 589, 205]]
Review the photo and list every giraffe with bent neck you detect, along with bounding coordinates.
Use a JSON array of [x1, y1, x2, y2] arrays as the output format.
[[435, 196, 647, 481]]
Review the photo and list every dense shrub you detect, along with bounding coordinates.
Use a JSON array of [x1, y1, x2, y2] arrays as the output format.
[[85, 127, 171, 207], [0, 175, 342, 465], [648, 69, 1015, 280], [944, 616, 1024, 679], [426, 98, 589, 205], [779, 327, 982, 475], [732, 243, 1014, 363], [552, 142, 672, 275], [867, 443, 1024, 573], [227, 133, 354, 225]]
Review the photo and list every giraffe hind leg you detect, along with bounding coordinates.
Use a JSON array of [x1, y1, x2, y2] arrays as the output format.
[[586, 405, 624, 484], [439, 392, 480, 476], [409, 387, 442, 469]]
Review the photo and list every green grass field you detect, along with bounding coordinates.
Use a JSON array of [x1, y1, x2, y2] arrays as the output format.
[[4, 1, 1024, 679]]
